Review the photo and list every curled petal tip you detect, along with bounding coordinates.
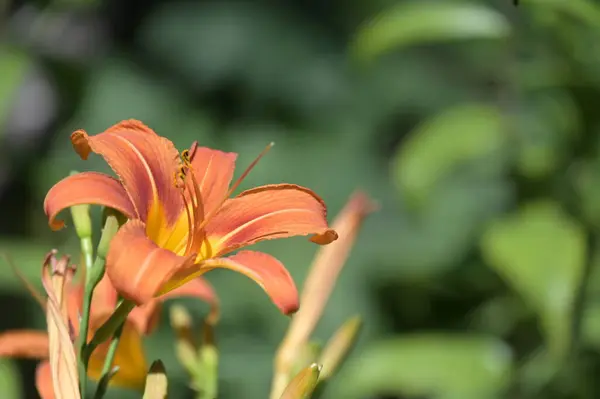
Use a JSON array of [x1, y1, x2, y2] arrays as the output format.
[[310, 229, 338, 245], [70, 130, 91, 160], [49, 220, 65, 231], [282, 301, 300, 316]]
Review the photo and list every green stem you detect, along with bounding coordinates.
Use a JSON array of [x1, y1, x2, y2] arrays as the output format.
[[83, 299, 135, 366], [93, 323, 125, 399], [79, 212, 122, 388], [71, 201, 94, 397]]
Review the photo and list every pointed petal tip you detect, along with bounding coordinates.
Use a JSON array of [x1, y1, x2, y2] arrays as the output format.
[[308, 190, 377, 246], [282, 301, 300, 316], [49, 220, 65, 231]]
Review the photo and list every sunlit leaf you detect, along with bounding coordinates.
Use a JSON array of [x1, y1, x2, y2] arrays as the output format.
[[481, 201, 587, 359], [354, 2, 510, 60], [332, 334, 512, 399], [393, 104, 506, 205]]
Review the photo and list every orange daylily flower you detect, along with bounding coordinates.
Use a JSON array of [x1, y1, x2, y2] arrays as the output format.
[[44, 120, 337, 314], [0, 253, 216, 398]]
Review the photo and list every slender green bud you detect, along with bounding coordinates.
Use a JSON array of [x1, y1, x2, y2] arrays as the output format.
[[97, 209, 121, 260], [280, 363, 321, 399], [318, 315, 362, 381]]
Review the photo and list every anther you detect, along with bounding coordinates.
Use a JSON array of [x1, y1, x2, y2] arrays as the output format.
[[181, 149, 190, 163]]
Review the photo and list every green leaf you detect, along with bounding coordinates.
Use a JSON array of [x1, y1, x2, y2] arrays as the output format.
[[332, 334, 512, 399], [524, 0, 600, 27], [571, 158, 600, 228], [353, 2, 510, 60], [392, 104, 506, 205], [481, 201, 587, 359], [318, 316, 362, 381], [582, 304, 600, 350], [0, 359, 22, 399], [514, 92, 579, 179]]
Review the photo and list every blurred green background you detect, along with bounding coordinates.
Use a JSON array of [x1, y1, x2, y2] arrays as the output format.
[[3, 0, 600, 398]]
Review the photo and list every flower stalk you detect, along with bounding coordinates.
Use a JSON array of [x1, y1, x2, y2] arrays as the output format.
[[93, 322, 125, 399], [69, 183, 94, 396], [271, 192, 375, 399], [73, 204, 122, 396], [83, 299, 135, 367]]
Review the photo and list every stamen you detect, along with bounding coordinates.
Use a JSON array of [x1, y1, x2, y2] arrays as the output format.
[[171, 151, 207, 256], [188, 141, 199, 162], [180, 190, 195, 255], [183, 165, 206, 254], [196, 142, 275, 232], [181, 149, 191, 164]]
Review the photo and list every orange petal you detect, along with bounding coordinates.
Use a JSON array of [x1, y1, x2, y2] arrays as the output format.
[[36, 361, 55, 399], [201, 250, 298, 315], [189, 145, 237, 216], [206, 184, 338, 256], [0, 330, 49, 359], [70, 120, 183, 226], [44, 172, 136, 231], [106, 219, 196, 305], [127, 301, 162, 336], [91, 274, 120, 311], [88, 312, 148, 390]]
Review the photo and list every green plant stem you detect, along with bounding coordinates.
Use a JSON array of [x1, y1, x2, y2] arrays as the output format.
[[78, 237, 94, 396], [83, 299, 135, 367], [78, 211, 121, 396], [101, 322, 125, 376], [93, 323, 125, 399]]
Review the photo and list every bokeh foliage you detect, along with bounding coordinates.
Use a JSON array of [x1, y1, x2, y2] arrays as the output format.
[[3, 0, 600, 398]]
